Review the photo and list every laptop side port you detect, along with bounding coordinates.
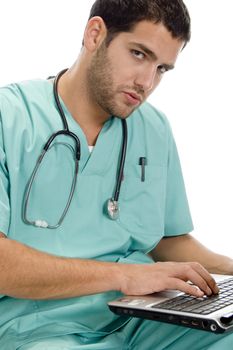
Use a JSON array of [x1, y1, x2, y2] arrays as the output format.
[[202, 320, 209, 329], [181, 319, 189, 325]]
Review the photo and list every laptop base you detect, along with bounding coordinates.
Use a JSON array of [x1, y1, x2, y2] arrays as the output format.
[[108, 304, 226, 334]]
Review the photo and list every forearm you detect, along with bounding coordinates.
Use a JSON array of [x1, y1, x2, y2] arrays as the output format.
[[0, 236, 121, 299], [0, 233, 223, 300], [150, 234, 233, 275]]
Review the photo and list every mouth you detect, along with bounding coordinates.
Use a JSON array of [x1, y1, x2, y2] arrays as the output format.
[[122, 91, 142, 106]]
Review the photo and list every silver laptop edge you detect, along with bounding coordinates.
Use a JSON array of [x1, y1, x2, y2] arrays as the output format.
[[108, 274, 233, 334]]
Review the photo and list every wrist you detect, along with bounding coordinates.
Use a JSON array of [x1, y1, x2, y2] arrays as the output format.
[[108, 262, 125, 292]]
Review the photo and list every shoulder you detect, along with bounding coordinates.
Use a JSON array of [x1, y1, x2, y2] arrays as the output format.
[[0, 80, 54, 152], [0, 79, 52, 132], [0, 79, 51, 109]]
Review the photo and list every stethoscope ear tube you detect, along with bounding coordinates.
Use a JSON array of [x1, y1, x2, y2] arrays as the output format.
[[22, 146, 79, 229], [44, 130, 81, 160], [22, 149, 47, 226], [22, 69, 81, 228], [53, 68, 70, 131]]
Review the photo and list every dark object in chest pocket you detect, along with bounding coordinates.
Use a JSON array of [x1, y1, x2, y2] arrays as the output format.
[[118, 165, 166, 234]]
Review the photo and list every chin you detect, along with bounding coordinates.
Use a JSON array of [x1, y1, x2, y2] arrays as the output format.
[[114, 106, 137, 119]]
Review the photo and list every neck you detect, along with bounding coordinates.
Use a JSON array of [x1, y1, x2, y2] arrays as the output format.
[[57, 63, 110, 146]]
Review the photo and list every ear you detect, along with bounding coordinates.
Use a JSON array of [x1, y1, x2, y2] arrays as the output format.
[[83, 16, 107, 52]]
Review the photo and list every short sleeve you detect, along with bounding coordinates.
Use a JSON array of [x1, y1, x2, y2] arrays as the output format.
[[0, 106, 10, 235], [164, 123, 194, 236]]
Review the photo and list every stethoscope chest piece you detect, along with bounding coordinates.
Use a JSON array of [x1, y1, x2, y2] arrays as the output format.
[[107, 198, 119, 220]]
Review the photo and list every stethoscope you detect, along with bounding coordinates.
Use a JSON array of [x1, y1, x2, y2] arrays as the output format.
[[22, 69, 127, 229]]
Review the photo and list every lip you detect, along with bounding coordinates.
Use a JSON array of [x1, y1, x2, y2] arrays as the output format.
[[123, 91, 142, 106]]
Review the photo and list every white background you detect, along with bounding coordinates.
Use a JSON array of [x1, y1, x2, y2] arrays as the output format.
[[0, 1, 232, 257]]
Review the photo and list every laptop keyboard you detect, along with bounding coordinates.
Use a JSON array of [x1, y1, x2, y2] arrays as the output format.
[[153, 277, 233, 315]]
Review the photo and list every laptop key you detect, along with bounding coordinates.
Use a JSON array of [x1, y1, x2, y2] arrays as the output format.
[[154, 277, 233, 315]]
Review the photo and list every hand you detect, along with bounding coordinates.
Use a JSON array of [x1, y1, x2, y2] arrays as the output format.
[[119, 261, 219, 297]]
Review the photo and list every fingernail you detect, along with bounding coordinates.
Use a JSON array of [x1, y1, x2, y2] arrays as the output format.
[[197, 289, 204, 297]]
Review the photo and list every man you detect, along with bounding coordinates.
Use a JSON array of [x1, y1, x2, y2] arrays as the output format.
[[0, 0, 233, 349]]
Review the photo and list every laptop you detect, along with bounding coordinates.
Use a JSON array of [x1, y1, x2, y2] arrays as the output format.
[[108, 274, 233, 334]]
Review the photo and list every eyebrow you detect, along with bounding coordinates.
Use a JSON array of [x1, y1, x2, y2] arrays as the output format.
[[130, 42, 175, 70]]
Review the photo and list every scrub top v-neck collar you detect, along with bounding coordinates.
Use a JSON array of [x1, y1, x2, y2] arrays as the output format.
[[49, 82, 122, 176]]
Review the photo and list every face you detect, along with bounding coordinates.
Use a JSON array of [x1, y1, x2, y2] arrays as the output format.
[[86, 20, 185, 119]]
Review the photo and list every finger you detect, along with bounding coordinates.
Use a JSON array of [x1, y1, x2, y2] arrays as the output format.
[[170, 263, 213, 296], [182, 268, 212, 295], [167, 277, 204, 297], [188, 262, 219, 294]]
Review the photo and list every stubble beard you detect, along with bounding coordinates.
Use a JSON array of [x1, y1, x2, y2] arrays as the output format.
[[86, 43, 138, 119]]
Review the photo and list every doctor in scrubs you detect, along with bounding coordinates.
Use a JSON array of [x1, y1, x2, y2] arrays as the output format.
[[0, 0, 233, 349]]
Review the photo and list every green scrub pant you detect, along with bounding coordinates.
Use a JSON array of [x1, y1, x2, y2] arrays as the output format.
[[17, 318, 233, 350]]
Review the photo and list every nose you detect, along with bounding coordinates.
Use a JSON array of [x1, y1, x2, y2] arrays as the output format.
[[134, 65, 158, 93]]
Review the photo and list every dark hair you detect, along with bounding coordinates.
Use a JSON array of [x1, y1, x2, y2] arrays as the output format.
[[88, 0, 191, 45]]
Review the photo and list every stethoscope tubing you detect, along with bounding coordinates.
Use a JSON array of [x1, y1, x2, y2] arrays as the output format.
[[22, 69, 127, 228], [23, 148, 79, 229], [113, 118, 127, 202]]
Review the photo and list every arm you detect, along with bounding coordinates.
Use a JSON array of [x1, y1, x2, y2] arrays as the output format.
[[0, 232, 218, 300], [0, 233, 120, 299], [150, 233, 233, 275]]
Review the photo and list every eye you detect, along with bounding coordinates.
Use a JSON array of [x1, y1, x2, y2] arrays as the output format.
[[131, 49, 146, 60]]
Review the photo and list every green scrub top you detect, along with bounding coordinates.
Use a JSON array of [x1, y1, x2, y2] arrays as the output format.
[[0, 79, 193, 348]]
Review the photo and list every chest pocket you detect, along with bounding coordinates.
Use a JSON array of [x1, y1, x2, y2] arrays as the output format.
[[117, 163, 167, 238]]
